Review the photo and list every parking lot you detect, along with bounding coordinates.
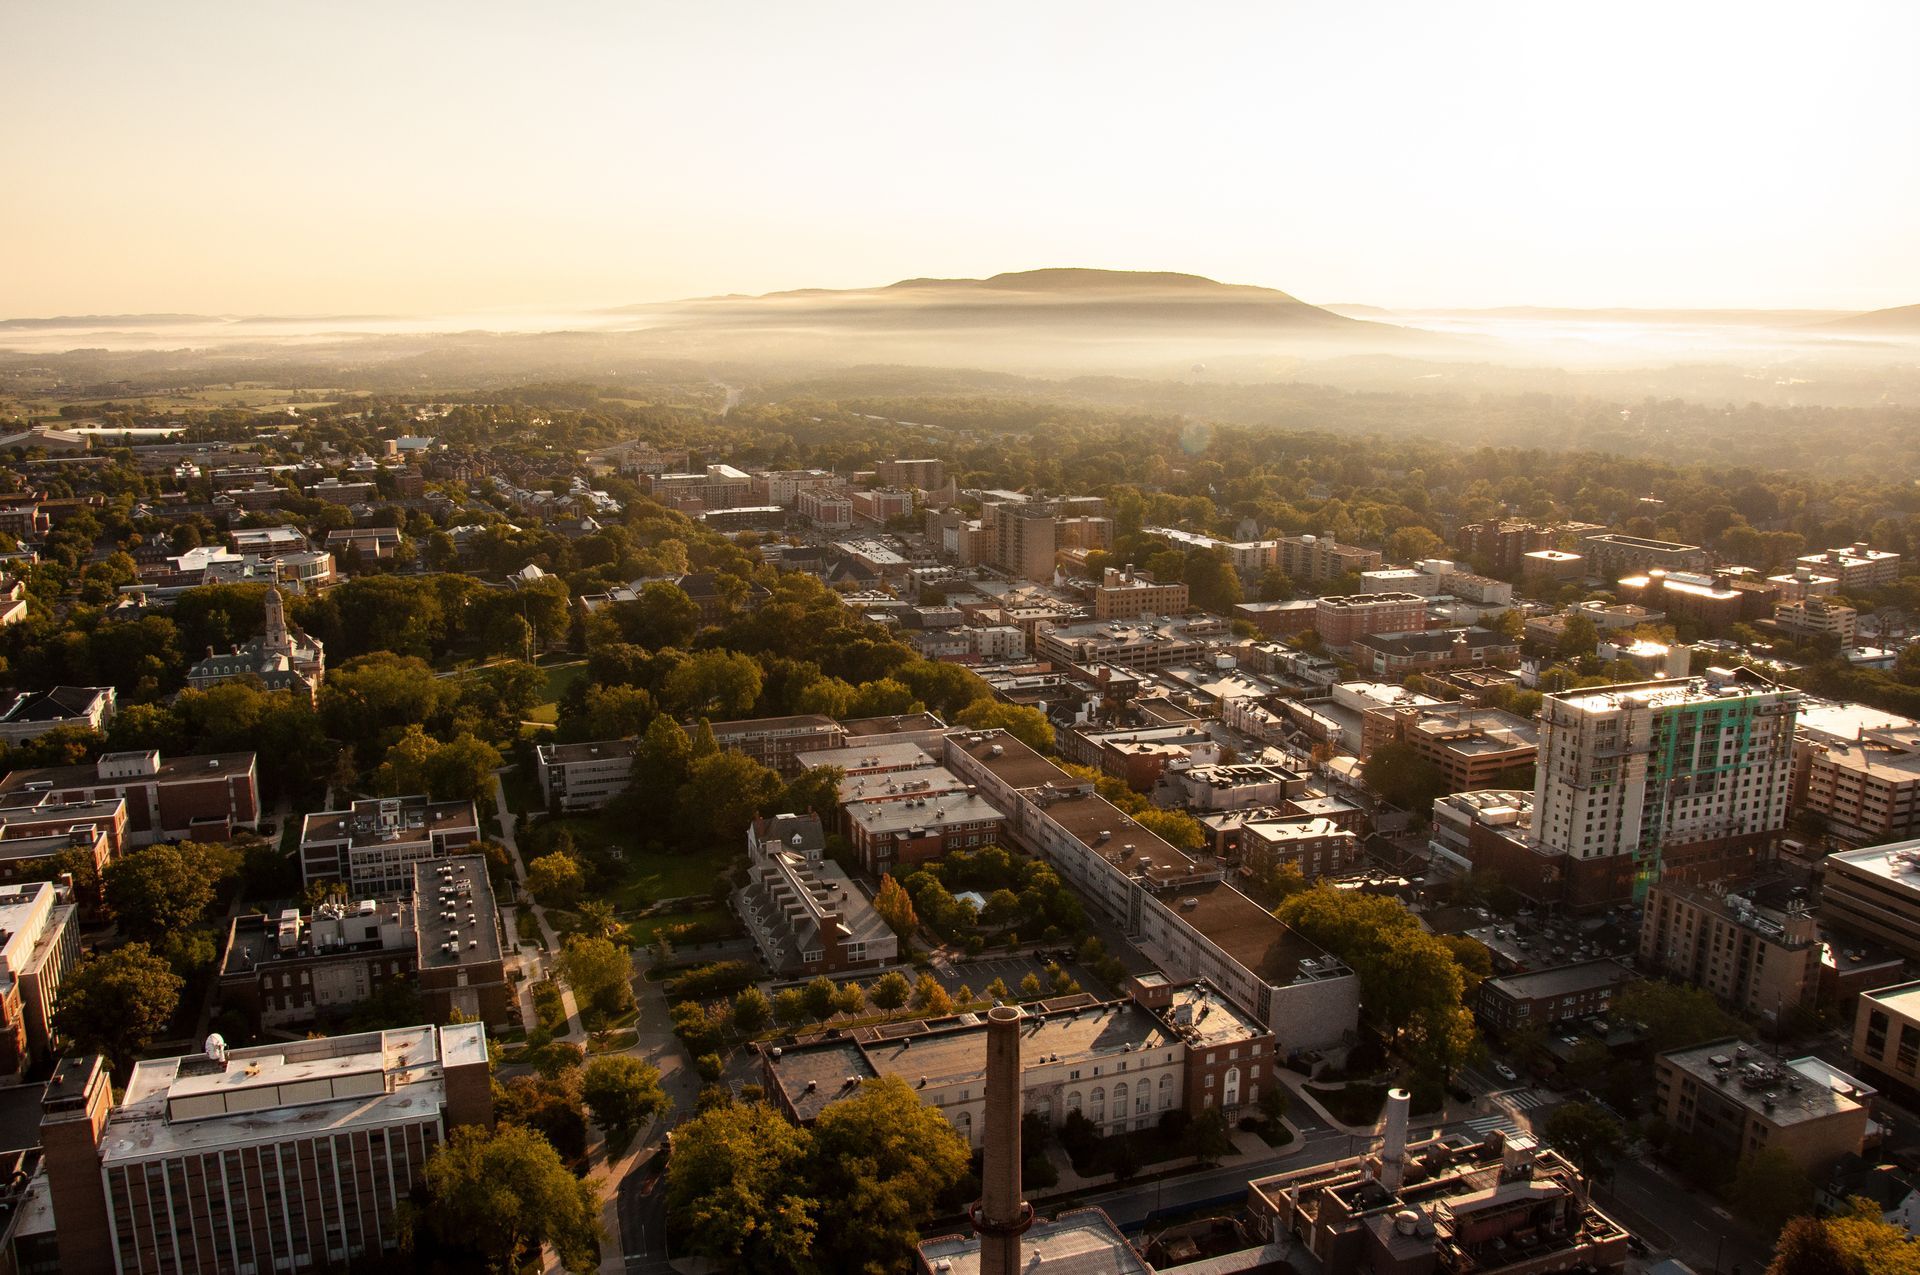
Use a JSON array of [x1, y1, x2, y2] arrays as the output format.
[[929, 952, 1111, 1002]]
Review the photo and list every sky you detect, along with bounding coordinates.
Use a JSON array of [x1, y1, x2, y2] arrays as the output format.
[[4, 1, 1919, 318]]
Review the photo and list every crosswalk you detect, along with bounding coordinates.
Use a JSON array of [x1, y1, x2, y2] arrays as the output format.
[[1464, 1114, 1521, 1138], [1492, 1088, 1554, 1114]]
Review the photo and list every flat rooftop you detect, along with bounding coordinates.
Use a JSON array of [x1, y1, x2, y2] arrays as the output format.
[[847, 793, 1006, 837], [104, 1023, 486, 1161], [1862, 980, 1920, 1022], [301, 796, 478, 851], [535, 738, 638, 766], [1660, 1038, 1869, 1126], [1826, 840, 1920, 894], [839, 711, 948, 738], [918, 1208, 1149, 1275], [1035, 791, 1199, 882], [793, 742, 936, 774], [414, 856, 503, 969], [946, 730, 1075, 791], [1484, 958, 1633, 1001], [1158, 880, 1336, 985]]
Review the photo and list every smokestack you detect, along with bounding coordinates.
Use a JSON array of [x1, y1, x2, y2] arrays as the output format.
[[971, 1004, 1033, 1275], [1379, 1087, 1411, 1190]]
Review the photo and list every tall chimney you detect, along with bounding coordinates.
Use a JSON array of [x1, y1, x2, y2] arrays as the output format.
[[1379, 1086, 1411, 1191], [971, 1004, 1034, 1275]]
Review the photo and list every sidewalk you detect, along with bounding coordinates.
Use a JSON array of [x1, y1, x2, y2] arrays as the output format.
[[492, 770, 584, 1042]]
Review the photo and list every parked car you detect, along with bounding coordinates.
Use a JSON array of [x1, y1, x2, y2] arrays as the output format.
[[1493, 1063, 1518, 1083]]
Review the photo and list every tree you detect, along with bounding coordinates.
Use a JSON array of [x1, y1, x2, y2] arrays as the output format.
[[1018, 972, 1043, 1000], [373, 724, 437, 794], [663, 650, 763, 719], [582, 1055, 671, 1135], [1555, 612, 1600, 661], [1189, 1108, 1233, 1164], [1360, 741, 1448, 814], [871, 874, 919, 939], [909, 973, 953, 1016], [733, 986, 773, 1036], [104, 842, 220, 940], [869, 970, 912, 1011], [422, 1123, 601, 1273], [421, 732, 503, 803], [830, 981, 865, 1016], [56, 944, 183, 1073], [556, 935, 634, 1025], [667, 1100, 818, 1272], [1827, 1197, 1920, 1275], [527, 851, 586, 907], [807, 1076, 971, 1275], [1766, 1217, 1855, 1275], [802, 974, 839, 1021], [774, 987, 809, 1025], [1541, 1101, 1626, 1182], [1732, 1148, 1815, 1236], [953, 700, 1054, 753], [1134, 807, 1205, 852], [986, 976, 1013, 1002], [1614, 980, 1745, 1053], [675, 751, 784, 847]]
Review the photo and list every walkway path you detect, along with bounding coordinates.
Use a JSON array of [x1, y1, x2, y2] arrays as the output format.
[[491, 770, 584, 1042]]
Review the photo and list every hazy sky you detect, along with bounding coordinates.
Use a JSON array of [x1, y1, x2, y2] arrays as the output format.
[[5, 1, 1918, 317]]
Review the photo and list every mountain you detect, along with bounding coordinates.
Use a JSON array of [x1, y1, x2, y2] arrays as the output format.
[[1822, 303, 1920, 333], [607, 268, 1439, 371]]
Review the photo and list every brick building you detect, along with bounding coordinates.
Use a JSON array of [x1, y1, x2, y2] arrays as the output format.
[[1475, 959, 1635, 1034], [0, 882, 78, 1078], [1314, 592, 1428, 650], [0, 749, 259, 847]]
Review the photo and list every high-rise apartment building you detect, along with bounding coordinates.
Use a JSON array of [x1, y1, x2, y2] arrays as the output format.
[[1273, 534, 1381, 584], [980, 497, 1111, 581], [1531, 669, 1800, 904]]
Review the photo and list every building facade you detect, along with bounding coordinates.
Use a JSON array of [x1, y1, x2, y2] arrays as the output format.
[[297, 796, 482, 894], [532, 738, 638, 813], [0, 750, 260, 847]]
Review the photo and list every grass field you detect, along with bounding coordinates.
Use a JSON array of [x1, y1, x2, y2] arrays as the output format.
[[525, 660, 588, 725]]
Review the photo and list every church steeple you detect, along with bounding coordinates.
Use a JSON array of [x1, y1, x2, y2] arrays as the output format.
[[262, 585, 291, 655]]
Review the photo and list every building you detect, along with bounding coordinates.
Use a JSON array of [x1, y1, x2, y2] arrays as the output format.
[[1616, 570, 1774, 635], [1799, 543, 1902, 592], [1850, 982, 1920, 1095], [1249, 1109, 1629, 1275], [918, 1208, 1145, 1275], [1457, 519, 1555, 575], [37, 1024, 492, 1275], [765, 980, 1274, 1145], [735, 814, 897, 977], [1653, 1039, 1871, 1174], [1820, 841, 1920, 962], [1315, 593, 1428, 650], [1368, 704, 1539, 793], [1033, 616, 1213, 671], [0, 686, 115, 744], [0, 749, 259, 847], [1091, 566, 1189, 621], [1775, 596, 1858, 646], [1796, 717, 1920, 846], [1475, 959, 1634, 1034], [532, 738, 637, 813], [876, 457, 946, 490], [942, 730, 1359, 1054], [845, 791, 1007, 877], [217, 857, 510, 1032], [1168, 763, 1309, 813], [0, 797, 124, 883], [648, 463, 754, 512], [1233, 599, 1318, 637], [1639, 880, 1820, 1018], [850, 487, 914, 525], [297, 795, 482, 894], [1274, 534, 1382, 584], [1350, 627, 1521, 679], [797, 485, 854, 530], [324, 526, 402, 564], [185, 586, 325, 697], [0, 882, 78, 1077], [227, 525, 309, 558], [709, 714, 848, 776], [1238, 816, 1362, 883], [753, 468, 840, 507], [1580, 532, 1711, 577], [981, 497, 1112, 581], [1523, 549, 1587, 586], [1530, 669, 1800, 905]]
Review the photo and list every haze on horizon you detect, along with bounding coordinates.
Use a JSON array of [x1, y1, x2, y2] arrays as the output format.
[[4, 0, 1919, 320]]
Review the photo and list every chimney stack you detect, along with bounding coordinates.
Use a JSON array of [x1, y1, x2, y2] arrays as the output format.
[[971, 1004, 1034, 1275], [1378, 1086, 1411, 1191]]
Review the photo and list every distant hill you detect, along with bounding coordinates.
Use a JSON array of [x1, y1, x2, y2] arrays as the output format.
[[0, 313, 216, 330], [608, 268, 1438, 368], [1823, 303, 1920, 332]]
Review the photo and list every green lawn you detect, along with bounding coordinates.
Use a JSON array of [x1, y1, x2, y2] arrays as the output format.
[[525, 660, 588, 725], [626, 906, 729, 945], [537, 812, 729, 903]]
